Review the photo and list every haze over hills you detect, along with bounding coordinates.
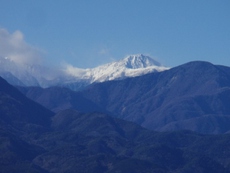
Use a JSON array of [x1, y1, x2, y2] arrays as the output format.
[[0, 54, 168, 90], [0, 56, 61, 87]]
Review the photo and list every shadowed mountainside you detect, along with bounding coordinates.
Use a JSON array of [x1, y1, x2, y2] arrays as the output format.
[[17, 61, 230, 134], [80, 61, 230, 134], [0, 77, 54, 172], [17, 86, 106, 113], [0, 77, 54, 131], [1, 77, 230, 172]]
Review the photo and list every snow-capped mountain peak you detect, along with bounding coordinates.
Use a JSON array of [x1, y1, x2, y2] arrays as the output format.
[[64, 54, 169, 84], [0, 54, 169, 90], [122, 54, 161, 69]]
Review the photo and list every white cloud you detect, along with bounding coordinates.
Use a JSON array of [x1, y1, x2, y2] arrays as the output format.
[[0, 28, 44, 65], [63, 63, 90, 78]]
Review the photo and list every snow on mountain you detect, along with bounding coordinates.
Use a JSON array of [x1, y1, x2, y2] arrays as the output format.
[[0, 54, 169, 89], [0, 56, 61, 87], [64, 54, 169, 83], [123, 54, 161, 69], [0, 57, 39, 86]]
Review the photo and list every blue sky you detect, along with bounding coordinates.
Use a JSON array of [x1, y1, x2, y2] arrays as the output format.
[[0, 0, 230, 68]]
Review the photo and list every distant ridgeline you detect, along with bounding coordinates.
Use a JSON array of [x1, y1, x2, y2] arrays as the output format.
[[0, 54, 169, 90]]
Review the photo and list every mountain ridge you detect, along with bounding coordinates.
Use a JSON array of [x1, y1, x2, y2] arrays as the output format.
[[61, 54, 169, 90], [79, 61, 230, 133], [16, 60, 230, 134], [0, 54, 168, 90], [2, 75, 230, 172], [0, 76, 54, 130]]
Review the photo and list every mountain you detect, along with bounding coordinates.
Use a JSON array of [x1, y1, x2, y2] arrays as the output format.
[[0, 55, 168, 90], [17, 60, 230, 134], [0, 57, 39, 86], [2, 78, 230, 172], [0, 76, 54, 172], [62, 54, 168, 90], [0, 77, 54, 131], [78, 61, 230, 134], [0, 56, 63, 88], [15, 55, 167, 113], [64, 54, 168, 83], [35, 109, 230, 173], [17, 86, 106, 113]]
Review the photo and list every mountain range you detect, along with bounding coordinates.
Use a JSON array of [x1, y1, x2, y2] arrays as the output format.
[[1, 76, 230, 172], [79, 61, 230, 134], [0, 54, 168, 90], [17, 60, 230, 134], [64, 54, 168, 83], [3, 54, 230, 172]]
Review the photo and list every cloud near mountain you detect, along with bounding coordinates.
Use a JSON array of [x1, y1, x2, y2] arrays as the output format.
[[0, 28, 43, 65], [0, 40, 169, 89]]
